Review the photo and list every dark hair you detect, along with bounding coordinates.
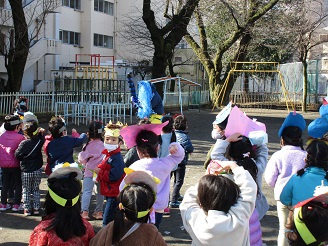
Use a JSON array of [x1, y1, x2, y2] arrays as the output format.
[[44, 173, 85, 242], [161, 115, 174, 133], [282, 126, 304, 148], [48, 116, 66, 139], [13, 97, 28, 113], [112, 183, 156, 244], [227, 136, 258, 187], [297, 140, 328, 181], [137, 119, 151, 125], [23, 121, 39, 139], [173, 115, 187, 131], [198, 174, 240, 214], [136, 130, 159, 158], [286, 201, 328, 245], [82, 120, 103, 151], [4, 115, 21, 131], [217, 117, 228, 130]]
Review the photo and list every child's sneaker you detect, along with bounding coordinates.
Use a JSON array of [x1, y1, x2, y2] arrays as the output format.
[[81, 211, 90, 220], [92, 211, 103, 220], [0, 203, 11, 211], [12, 204, 24, 212], [163, 207, 170, 215], [169, 201, 181, 208], [24, 209, 31, 216], [33, 209, 40, 215], [177, 195, 184, 201]]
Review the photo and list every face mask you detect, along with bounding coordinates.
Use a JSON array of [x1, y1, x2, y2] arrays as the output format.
[[104, 143, 118, 152], [212, 129, 223, 140]]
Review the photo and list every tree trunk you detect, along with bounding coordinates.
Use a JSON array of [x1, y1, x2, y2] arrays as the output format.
[[302, 60, 308, 112], [5, 0, 29, 92]]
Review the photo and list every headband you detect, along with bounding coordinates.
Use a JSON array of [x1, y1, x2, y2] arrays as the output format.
[[294, 207, 316, 245], [120, 202, 151, 218], [58, 125, 66, 134], [10, 119, 22, 125], [48, 187, 80, 207]]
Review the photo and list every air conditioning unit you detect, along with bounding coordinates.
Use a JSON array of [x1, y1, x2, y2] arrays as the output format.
[[320, 34, 328, 42]]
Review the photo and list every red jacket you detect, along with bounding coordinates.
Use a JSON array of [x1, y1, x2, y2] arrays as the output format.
[[97, 148, 125, 197]]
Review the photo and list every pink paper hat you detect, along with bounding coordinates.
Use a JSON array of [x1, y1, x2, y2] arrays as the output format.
[[120, 121, 168, 148]]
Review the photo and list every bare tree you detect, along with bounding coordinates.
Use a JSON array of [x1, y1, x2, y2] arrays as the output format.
[[283, 0, 328, 112], [1, 0, 60, 92], [184, 0, 280, 107]]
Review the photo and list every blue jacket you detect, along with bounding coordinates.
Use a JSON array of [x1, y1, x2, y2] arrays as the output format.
[[175, 130, 193, 165], [280, 167, 328, 206], [47, 134, 87, 170]]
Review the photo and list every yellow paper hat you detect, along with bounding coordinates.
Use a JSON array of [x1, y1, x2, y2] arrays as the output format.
[[104, 121, 123, 137]]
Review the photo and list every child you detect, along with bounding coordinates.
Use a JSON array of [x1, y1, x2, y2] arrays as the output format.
[[0, 115, 25, 211], [119, 122, 184, 228], [94, 121, 125, 227], [46, 116, 87, 173], [89, 169, 167, 246], [15, 120, 45, 216], [285, 183, 328, 245], [180, 161, 257, 246], [210, 132, 269, 220], [158, 115, 176, 215], [204, 101, 231, 169], [124, 119, 151, 167], [169, 115, 193, 208], [280, 139, 328, 206], [29, 163, 95, 245], [265, 112, 307, 246], [78, 120, 105, 220]]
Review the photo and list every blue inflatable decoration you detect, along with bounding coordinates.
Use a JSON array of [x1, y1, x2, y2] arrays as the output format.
[[137, 81, 154, 119]]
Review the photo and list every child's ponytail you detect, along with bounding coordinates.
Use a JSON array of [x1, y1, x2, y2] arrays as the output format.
[[82, 120, 103, 151]]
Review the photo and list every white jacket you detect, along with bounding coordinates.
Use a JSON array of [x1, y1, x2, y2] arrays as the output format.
[[180, 166, 257, 246]]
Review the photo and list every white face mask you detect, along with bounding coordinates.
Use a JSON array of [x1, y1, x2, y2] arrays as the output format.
[[211, 129, 223, 140], [104, 143, 118, 152]]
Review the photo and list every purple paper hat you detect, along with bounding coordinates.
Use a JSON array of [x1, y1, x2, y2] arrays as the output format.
[[120, 121, 168, 148]]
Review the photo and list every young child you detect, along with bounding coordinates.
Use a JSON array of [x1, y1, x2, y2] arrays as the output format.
[[120, 122, 184, 228], [29, 163, 95, 245], [15, 120, 45, 216], [0, 115, 25, 211], [124, 119, 151, 167], [265, 112, 307, 246], [204, 101, 231, 169], [285, 183, 328, 245], [169, 115, 193, 208], [210, 132, 269, 220], [94, 121, 125, 227], [89, 169, 167, 246], [280, 139, 328, 206], [46, 116, 87, 173], [78, 120, 105, 220], [180, 161, 257, 246]]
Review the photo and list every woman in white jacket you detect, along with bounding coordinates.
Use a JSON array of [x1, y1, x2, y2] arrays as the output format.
[[180, 161, 257, 246]]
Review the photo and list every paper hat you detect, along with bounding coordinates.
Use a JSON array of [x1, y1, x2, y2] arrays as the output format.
[[213, 101, 232, 126], [149, 114, 163, 124], [278, 111, 306, 137], [49, 162, 83, 180], [308, 98, 328, 139], [104, 121, 124, 138], [23, 112, 38, 124], [120, 121, 168, 148], [124, 168, 160, 193]]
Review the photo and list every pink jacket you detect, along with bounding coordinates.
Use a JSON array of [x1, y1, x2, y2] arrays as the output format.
[[0, 131, 25, 168], [78, 139, 105, 178]]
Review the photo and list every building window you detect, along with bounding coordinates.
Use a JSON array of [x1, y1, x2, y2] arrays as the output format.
[[94, 33, 113, 48], [94, 0, 114, 15], [175, 57, 182, 63], [59, 30, 81, 46], [62, 0, 81, 10]]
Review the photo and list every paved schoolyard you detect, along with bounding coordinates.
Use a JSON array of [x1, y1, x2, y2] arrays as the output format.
[[0, 108, 319, 245]]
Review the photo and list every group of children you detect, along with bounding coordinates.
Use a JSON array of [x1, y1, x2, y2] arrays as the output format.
[[2, 96, 328, 246]]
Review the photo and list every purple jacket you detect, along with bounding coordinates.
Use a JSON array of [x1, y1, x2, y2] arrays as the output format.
[[250, 208, 262, 246], [0, 130, 25, 168], [264, 145, 306, 200], [78, 139, 105, 178]]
